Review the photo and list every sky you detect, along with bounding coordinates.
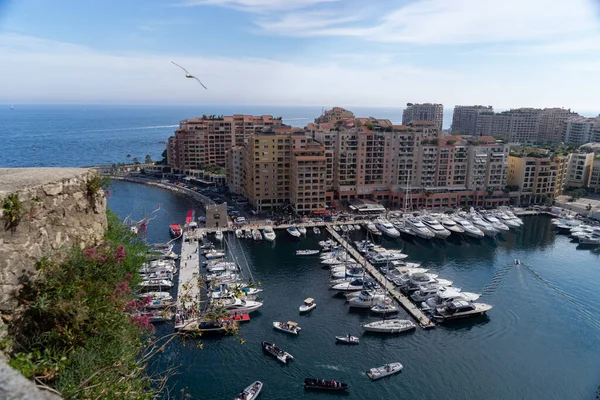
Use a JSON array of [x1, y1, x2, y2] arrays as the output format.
[[0, 0, 599, 111]]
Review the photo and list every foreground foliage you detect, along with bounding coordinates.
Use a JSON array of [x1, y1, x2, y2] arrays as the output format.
[[4, 210, 161, 399]]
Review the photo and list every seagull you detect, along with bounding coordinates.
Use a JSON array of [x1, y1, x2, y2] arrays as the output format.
[[171, 61, 208, 90]]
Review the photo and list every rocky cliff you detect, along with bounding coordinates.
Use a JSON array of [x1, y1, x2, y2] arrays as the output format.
[[0, 168, 107, 313]]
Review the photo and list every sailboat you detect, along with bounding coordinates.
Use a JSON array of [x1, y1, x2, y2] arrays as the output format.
[[364, 266, 413, 333]]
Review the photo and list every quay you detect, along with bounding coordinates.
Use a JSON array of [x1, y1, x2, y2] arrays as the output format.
[[326, 226, 436, 330], [176, 226, 203, 310]]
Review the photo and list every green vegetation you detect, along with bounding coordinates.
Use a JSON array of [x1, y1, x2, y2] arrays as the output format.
[[86, 175, 111, 198], [156, 149, 168, 165], [568, 188, 588, 202], [446, 140, 456, 145], [3, 211, 167, 399], [2, 193, 23, 232], [144, 155, 152, 165]]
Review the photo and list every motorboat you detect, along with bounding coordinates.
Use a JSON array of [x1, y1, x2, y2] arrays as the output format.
[[320, 249, 347, 259], [287, 226, 301, 238], [299, 298, 316, 313], [467, 214, 498, 237], [169, 223, 182, 238], [405, 275, 453, 292], [331, 266, 364, 279], [140, 270, 173, 281], [355, 239, 377, 253], [313, 227, 321, 234], [493, 211, 521, 229], [140, 260, 175, 273], [451, 216, 485, 239], [321, 257, 355, 266], [503, 209, 524, 225], [298, 226, 307, 235], [404, 217, 435, 240], [319, 239, 336, 248], [335, 335, 359, 344], [348, 290, 386, 308], [434, 300, 493, 321], [252, 229, 263, 241], [362, 319, 416, 333], [215, 230, 224, 241], [340, 224, 349, 233], [206, 262, 239, 273], [367, 362, 403, 381], [139, 279, 173, 289], [367, 251, 409, 266], [439, 216, 464, 234], [332, 225, 340, 232], [131, 310, 174, 323], [347, 224, 355, 231], [370, 302, 398, 314], [392, 219, 416, 237], [365, 221, 382, 236], [579, 234, 600, 245], [296, 249, 320, 256], [410, 285, 448, 302], [200, 241, 214, 250], [303, 378, 348, 392], [422, 289, 481, 311], [420, 216, 451, 239], [330, 278, 376, 292], [234, 381, 263, 400], [263, 227, 276, 241], [273, 321, 301, 335], [344, 288, 385, 301], [216, 298, 264, 313], [235, 229, 243, 239], [353, 224, 361, 230], [262, 341, 293, 363], [244, 229, 253, 239], [205, 250, 226, 260], [480, 213, 510, 232], [374, 218, 401, 238]]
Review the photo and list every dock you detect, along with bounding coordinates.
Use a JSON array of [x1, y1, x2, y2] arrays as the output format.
[[176, 227, 202, 310], [326, 226, 436, 329]]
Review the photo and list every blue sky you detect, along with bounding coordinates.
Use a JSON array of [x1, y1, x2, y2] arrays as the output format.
[[1, 0, 600, 111]]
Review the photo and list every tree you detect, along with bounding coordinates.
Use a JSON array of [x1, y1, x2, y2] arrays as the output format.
[[145, 154, 153, 165], [156, 149, 168, 165], [126, 153, 131, 159], [132, 157, 140, 165]]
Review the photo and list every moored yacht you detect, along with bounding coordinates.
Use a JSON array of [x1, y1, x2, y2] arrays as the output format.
[[467, 214, 498, 238], [404, 217, 435, 240], [287, 226, 301, 238], [348, 290, 386, 308], [235, 229, 243, 239], [451, 216, 485, 239], [493, 211, 520, 228], [365, 221, 383, 236], [252, 229, 263, 241], [215, 230, 224, 241], [263, 227, 276, 241], [216, 297, 263, 313], [480, 213, 509, 232], [434, 300, 492, 321], [439, 216, 465, 234], [362, 319, 416, 333], [298, 226, 307, 235], [422, 289, 481, 311], [420, 216, 451, 239], [374, 218, 401, 238]]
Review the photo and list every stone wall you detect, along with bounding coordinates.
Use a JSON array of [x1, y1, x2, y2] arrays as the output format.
[[0, 168, 107, 313]]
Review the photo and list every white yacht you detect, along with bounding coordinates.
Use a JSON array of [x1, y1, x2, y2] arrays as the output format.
[[481, 213, 510, 232], [313, 227, 321, 234], [263, 227, 276, 241], [298, 226, 307, 235], [362, 319, 416, 333], [579, 231, 600, 245], [493, 211, 521, 228], [422, 289, 481, 311], [451, 216, 485, 239], [374, 218, 401, 238], [205, 249, 226, 260], [367, 362, 403, 381], [331, 278, 377, 292], [367, 251, 409, 266], [503, 209, 524, 226], [252, 229, 263, 241], [434, 300, 492, 321], [216, 298, 263, 313], [365, 221, 383, 236], [467, 214, 498, 238], [355, 240, 376, 253], [370, 302, 399, 314], [404, 217, 435, 240], [439, 216, 465, 234], [420, 216, 451, 239], [287, 226, 301, 238], [331, 266, 364, 279], [215, 230, 224, 241], [235, 229, 243, 239], [410, 284, 447, 302], [348, 290, 386, 308]]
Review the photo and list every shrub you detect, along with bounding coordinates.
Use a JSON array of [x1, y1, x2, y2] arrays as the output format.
[[2, 193, 23, 232]]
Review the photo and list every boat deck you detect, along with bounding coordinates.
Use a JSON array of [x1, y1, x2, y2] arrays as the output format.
[[326, 226, 435, 329]]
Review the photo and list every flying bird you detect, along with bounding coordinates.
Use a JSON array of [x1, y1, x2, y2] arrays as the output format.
[[171, 61, 208, 90]]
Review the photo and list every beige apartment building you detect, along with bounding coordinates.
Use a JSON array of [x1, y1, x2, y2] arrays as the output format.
[[564, 152, 595, 188], [450, 105, 494, 136], [225, 146, 244, 194], [562, 117, 600, 144], [402, 103, 444, 130], [538, 108, 579, 143], [167, 115, 285, 173], [589, 158, 600, 194], [507, 155, 561, 205]]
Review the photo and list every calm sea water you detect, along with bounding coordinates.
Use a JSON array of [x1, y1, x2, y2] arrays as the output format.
[[107, 180, 600, 400], [0, 105, 457, 168]]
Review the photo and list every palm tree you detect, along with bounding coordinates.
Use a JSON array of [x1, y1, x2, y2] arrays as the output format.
[[145, 155, 152, 165]]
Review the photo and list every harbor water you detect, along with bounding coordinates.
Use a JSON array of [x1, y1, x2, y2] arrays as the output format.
[[108, 180, 600, 400]]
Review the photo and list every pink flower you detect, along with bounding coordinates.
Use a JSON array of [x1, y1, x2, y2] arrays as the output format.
[[124, 273, 132, 281], [82, 248, 96, 259]]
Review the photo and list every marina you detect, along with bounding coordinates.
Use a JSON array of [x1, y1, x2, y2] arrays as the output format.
[[107, 180, 600, 400]]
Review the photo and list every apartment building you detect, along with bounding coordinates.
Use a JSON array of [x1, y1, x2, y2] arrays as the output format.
[[507, 155, 561, 205], [290, 137, 327, 214], [589, 158, 600, 194], [450, 105, 494, 136], [493, 108, 541, 143], [562, 117, 600, 144], [167, 115, 285, 173], [564, 152, 595, 188], [402, 103, 444, 130], [314, 107, 355, 124], [225, 146, 244, 194], [538, 108, 579, 143]]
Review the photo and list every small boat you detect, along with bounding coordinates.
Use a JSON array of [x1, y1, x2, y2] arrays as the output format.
[[215, 230, 224, 241], [235, 229, 243, 239], [362, 319, 416, 333], [273, 321, 301, 335], [263, 227, 276, 241], [244, 229, 253, 239], [139, 279, 173, 288], [313, 227, 321, 234], [296, 249, 320, 256], [370, 303, 399, 314], [335, 335, 359, 344], [366, 362, 403, 381], [340, 224, 348, 233], [304, 378, 348, 392], [262, 341, 293, 363], [287, 226, 301, 238], [234, 381, 263, 400], [169, 223, 182, 238], [298, 226, 307, 235], [353, 224, 361, 230], [365, 222, 382, 236], [205, 250, 226, 260], [252, 229, 262, 241], [434, 300, 493, 321], [332, 225, 340, 232], [299, 298, 316, 313]]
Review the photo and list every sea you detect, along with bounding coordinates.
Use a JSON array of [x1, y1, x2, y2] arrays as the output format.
[[3, 105, 600, 399], [107, 180, 600, 400]]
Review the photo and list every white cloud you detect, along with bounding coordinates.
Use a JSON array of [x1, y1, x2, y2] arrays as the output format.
[[177, 0, 338, 11], [256, 0, 600, 44], [255, 11, 360, 33]]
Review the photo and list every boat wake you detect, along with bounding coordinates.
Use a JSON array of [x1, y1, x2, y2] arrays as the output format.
[[480, 263, 514, 296], [316, 364, 343, 371], [82, 125, 178, 133]]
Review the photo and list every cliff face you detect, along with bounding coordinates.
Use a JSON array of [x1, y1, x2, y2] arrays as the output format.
[[0, 168, 107, 313]]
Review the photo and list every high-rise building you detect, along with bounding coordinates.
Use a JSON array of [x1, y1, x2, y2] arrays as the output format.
[[493, 108, 542, 143], [167, 115, 285, 173], [562, 117, 600, 144], [507, 155, 562, 205], [564, 152, 595, 188], [225, 146, 244, 194], [450, 105, 494, 136], [537, 108, 579, 143], [588, 158, 600, 194], [402, 103, 444, 130]]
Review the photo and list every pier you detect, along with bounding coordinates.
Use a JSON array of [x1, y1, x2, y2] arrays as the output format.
[[176, 227, 202, 310], [326, 226, 436, 329]]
